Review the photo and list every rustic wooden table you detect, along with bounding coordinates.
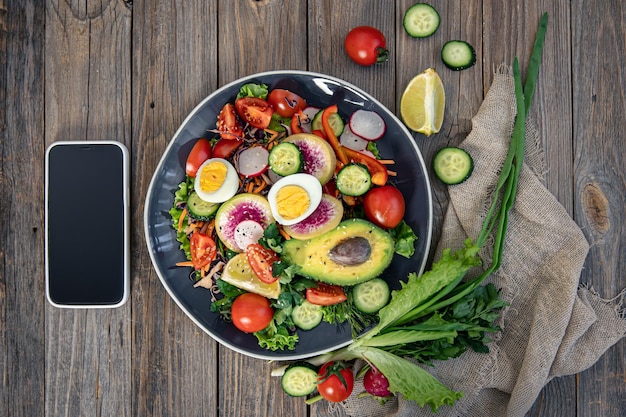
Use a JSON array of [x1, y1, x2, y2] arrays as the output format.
[[2, 1, 624, 416]]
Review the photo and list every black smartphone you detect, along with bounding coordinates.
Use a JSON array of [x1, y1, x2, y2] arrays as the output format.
[[45, 141, 130, 308]]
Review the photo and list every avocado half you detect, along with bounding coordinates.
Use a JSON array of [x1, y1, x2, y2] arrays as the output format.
[[282, 218, 395, 286]]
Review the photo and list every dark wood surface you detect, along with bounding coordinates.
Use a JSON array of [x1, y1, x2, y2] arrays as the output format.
[[1, 1, 624, 416]]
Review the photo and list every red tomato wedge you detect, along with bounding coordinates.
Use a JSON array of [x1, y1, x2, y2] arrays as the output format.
[[268, 89, 307, 118], [235, 97, 273, 129], [212, 138, 243, 159], [190, 232, 217, 270], [185, 138, 212, 177], [246, 243, 280, 284], [217, 103, 244, 140], [306, 283, 347, 306]]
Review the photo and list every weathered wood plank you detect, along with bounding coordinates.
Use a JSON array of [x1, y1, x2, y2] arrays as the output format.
[[0, 0, 45, 416], [130, 0, 220, 416], [571, 0, 626, 416], [216, 1, 308, 416], [43, 1, 132, 416]]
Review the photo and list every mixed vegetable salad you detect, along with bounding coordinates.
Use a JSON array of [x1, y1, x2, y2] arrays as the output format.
[[169, 82, 418, 351]]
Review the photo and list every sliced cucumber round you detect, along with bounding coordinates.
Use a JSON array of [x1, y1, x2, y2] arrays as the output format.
[[433, 146, 474, 185], [311, 110, 344, 136], [441, 40, 477, 71], [281, 362, 319, 397], [291, 300, 323, 330], [352, 278, 390, 314], [336, 163, 372, 197], [269, 142, 302, 176], [187, 191, 219, 220], [403, 3, 440, 38]]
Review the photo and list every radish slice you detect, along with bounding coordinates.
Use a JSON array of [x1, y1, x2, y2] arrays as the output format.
[[300, 106, 320, 133], [234, 219, 265, 250], [349, 109, 386, 141], [340, 126, 369, 151], [237, 147, 269, 177]]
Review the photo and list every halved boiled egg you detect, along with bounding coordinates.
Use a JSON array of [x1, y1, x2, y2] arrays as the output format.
[[194, 158, 239, 203], [268, 173, 322, 226]]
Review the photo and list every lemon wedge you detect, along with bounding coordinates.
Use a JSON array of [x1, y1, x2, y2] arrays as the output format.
[[400, 68, 445, 136], [220, 253, 281, 299]]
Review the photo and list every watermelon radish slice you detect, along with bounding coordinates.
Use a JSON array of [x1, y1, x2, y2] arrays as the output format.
[[283, 194, 344, 240], [237, 146, 269, 177], [349, 109, 386, 141], [285, 133, 337, 185], [340, 125, 369, 151], [215, 193, 274, 252], [233, 219, 265, 250]]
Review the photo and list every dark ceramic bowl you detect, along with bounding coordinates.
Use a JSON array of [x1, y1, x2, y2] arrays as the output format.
[[144, 70, 432, 360]]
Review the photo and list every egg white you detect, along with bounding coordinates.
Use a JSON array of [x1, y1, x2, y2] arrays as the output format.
[[194, 158, 239, 203], [268, 173, 322, 226]]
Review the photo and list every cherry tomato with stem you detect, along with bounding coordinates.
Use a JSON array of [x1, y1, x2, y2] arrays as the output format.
[[235, 97, 273, 129], [216, 103, 244, 140], [317, 361, 354, 402], [344, 26, 389, 66], [363, 185, 406, 229], [231, 293, 274, 333], [268, 89, 307, 118], [185, 138, 212, 177], [190, 232, 217, 270], [246, 243, 280, 284], [306, 283, 347, 306]]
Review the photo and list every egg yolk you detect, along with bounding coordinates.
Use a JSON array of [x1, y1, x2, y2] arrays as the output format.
[[276, 185, 310, 220], [199, 161, 227, 193]]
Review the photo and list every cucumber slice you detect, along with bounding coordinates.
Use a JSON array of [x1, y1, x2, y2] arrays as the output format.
[[269, 142, 302, 176], [433, 146, 474, 185], [352, 278, 390, 313], [336, 163, 372, 196], [291, 300, 323, 330], [311, 110, 344, 136], [281, 362, 319, 397], [441, 40, 477, 71], [403, 3, 440, 38], [187, 191, 219, 220]]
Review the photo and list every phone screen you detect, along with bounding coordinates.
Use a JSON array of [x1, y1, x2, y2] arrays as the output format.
[[45, 141, 129, 307]]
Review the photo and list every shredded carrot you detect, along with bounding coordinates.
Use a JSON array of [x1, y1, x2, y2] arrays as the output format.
[[387, 169, 397, 177], [265, 129, 279, 142], [378, 159, 395, 165], [246, 181, 255, 193], [253, 182, 268, 194], [177, 207, 187, 232], [176, 260, 195, 267], [278, 227, 292, 240]]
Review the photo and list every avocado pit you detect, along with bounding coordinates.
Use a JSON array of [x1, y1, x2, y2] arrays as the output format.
[[328, 236, 372, 266]]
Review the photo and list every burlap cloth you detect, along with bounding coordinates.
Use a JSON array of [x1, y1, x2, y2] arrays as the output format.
[[335, 66, 626, 417]]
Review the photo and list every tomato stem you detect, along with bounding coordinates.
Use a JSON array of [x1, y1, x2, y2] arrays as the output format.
[[375, 46, 389, 64]]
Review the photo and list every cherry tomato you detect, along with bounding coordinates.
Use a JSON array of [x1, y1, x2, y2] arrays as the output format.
[[267, 89, 307, 118], [217, 103, 244, 140], [185, 138, 212, 177], [306, 283, 347, 306], [317, 361, 354, 402], [246, 243, 280, 284], [235, 97, 273, 129], [190, 232, 217, 270], [344, 26, 389, 66], [212, 138, 243, 159], [363, 185, 405, 229], [231, 293, 274, 333]]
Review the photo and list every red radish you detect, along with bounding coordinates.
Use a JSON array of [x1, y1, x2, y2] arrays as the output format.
[[237, 147, 269, 177], [299, 106, 320, 133], [363, 367, 392, 397], [340, 125, 369, 151], [349, 109, 386, 141], [234, 220, 265, 250]]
